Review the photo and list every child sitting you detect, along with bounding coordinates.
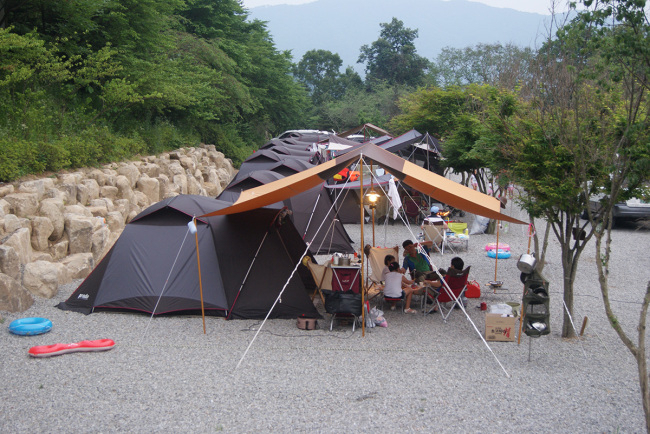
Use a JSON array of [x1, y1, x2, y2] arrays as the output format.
[[384, 261, 423, 314]]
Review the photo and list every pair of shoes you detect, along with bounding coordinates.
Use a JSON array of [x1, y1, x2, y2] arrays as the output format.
[[405, 308, 418, 314]]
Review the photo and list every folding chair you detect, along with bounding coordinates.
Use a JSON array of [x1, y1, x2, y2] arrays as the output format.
[[302, 257, 332, 306], [422, 224, 449, 254], [402, 197, 425, 224], [365, 246, 406, 312], [365, 245, 399, 294], [436, 266, 471, 322], [447, 222, 469, 251]]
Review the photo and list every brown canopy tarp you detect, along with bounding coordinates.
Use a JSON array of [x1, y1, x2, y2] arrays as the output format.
[[200, 143, 526, 225]]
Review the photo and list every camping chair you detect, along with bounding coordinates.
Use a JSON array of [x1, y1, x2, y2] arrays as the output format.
[[422, 224, 449, 254], [365, 246, 408, 313], [365, 245, 399, 295], [436, 266, 471, 322], [447, 222, 469, 251], [402, 197, 425, 224], [302, 257, 332, 306]]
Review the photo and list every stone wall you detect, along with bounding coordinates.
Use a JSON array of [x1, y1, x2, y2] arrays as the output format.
[[0, 144, 235, 312]]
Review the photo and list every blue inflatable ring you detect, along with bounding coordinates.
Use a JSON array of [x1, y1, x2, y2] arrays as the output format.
[[8, 317, 52, 336], [487, 249, 511, 259]]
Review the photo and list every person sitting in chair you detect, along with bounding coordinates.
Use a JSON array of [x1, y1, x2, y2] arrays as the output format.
[[402, 239, 443, 291], [384, 262, 422, 314], [438, 256, 469, 308]]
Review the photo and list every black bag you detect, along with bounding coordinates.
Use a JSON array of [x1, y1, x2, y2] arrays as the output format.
[[324, 291, 362, 315]]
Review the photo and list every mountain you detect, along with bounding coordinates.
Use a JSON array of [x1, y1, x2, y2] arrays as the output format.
[[249, 0, 553, 73]]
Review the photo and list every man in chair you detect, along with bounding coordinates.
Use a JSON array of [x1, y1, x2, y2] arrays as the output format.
[[402, 239, 442, 289]]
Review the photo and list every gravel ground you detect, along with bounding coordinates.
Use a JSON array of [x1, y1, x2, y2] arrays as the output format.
[[1, 204, 649, 433]]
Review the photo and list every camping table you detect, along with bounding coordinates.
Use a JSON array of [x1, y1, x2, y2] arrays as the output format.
[[331, 263, 361, 293]]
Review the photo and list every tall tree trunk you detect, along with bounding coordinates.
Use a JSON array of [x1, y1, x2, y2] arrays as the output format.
[[561, 268, 575, 338]]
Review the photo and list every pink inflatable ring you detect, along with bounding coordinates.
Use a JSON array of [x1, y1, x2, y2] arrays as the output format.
[[485, 242, 510, 251]]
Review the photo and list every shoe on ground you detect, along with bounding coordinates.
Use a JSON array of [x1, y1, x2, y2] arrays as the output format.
[[390, 305, 396, 311], [405, 308, 418, 314]]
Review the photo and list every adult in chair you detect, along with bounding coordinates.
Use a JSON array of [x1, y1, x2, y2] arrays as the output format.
[[402, 239, 442, 290]]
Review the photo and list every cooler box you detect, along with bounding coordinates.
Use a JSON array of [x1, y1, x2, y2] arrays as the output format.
[[332, 267, 360, 293]]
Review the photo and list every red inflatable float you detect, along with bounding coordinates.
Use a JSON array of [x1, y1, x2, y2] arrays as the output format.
[[28, 339, 115, 358]]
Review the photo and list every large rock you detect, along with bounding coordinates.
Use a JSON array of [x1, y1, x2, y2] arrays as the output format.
[[58, 183, 77, 205], [31, 216, 54, 251], [22, 260, 59, 298], [4, 214, 23, 233], [64, 215, 94, 254], [49, 240, 69, 261], [0, 184, 15, 197], [203, 182, 222, 197], [87, 169, 108, 187], [55, 261, 71, 285], [60, 253, 94, 279], [0, 245, 20, 280], [91, 225, 111, 262], [105, 211, 125, 233], [18, 178, 56, 201], [134, 191, 149, 209], [100, 186, 119, 200], [136, 176, 160, 204], [172, 174, 188, 194], [80, 178, 100, 204], [0, 273, 33, 312], [0, 198, 10, 217], [3, 192, 39, 217], [3, 227, 32, 265], [187, 176, 203, 195], [42, 187, 69, 203], [216, 167, 233, 188], [167, 161, 185, 177], [114, 199, 131, 222], [64, 204, 93, 217], [117, 163, 140, 188], [38, 198, 65, 241], [140, 163, 161, 178], [115, 175, 134, 202]]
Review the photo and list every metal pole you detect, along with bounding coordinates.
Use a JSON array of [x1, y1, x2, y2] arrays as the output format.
[[359, 156, 365, 337], [194, 218, 206, 334]]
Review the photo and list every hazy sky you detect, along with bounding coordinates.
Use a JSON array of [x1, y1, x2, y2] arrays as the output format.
[[241, 0, 576, 15]]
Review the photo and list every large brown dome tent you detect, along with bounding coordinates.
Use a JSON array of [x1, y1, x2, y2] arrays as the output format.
[[57, 195, 320, 320]]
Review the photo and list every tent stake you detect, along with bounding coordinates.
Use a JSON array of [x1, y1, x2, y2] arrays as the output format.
[[194, 218, 206, 334]]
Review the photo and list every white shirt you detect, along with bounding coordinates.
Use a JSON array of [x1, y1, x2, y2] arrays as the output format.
[[384, 272, 404, 298]]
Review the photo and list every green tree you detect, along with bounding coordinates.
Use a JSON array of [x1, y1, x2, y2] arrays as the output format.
[[294, 49, 346, 105], [318, 81, 408, 132], [571, 0, 650, 429], [432, 43, 534, 90], [358, 18, 429, 87]]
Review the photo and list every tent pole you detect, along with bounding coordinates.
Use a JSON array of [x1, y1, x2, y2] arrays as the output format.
[[370, 162, 375, 246], [359, 155, 366, 337], [194, 218, 206, 334], [494, 220, 500, 294]]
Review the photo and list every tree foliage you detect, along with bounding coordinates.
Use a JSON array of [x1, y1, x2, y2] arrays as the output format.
[[0, 0, 309, 180], [358, 18, 430, 87]]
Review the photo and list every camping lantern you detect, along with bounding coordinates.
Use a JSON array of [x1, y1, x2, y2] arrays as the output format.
[[365, 188, 380, 209]]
